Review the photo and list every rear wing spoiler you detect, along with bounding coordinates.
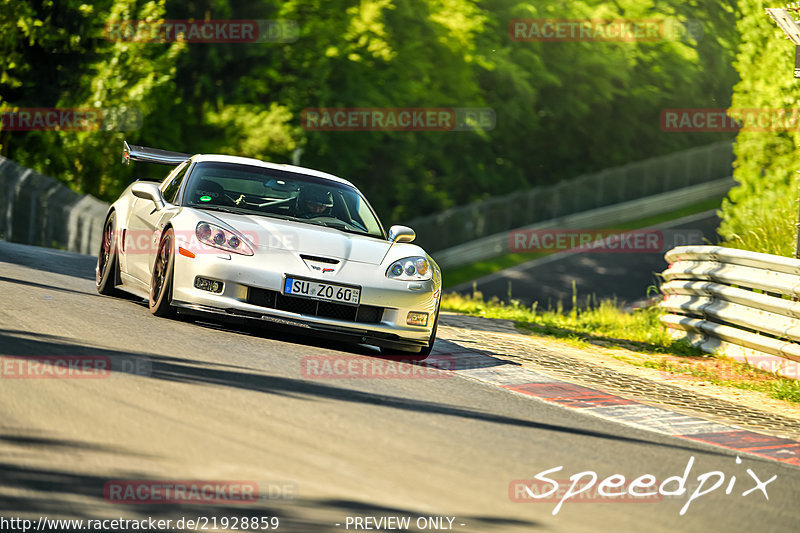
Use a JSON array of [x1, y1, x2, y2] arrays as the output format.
[[122, 140, 192, 166]]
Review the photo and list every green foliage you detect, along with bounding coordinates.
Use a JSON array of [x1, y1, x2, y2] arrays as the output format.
[[1, 0, 740, 223], [718, 1, 800, 256], [205, 103, 302, 159], [0, 0, 184, 196]]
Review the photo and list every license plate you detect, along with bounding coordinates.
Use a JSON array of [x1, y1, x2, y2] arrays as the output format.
[[284, 277, 360, 305]]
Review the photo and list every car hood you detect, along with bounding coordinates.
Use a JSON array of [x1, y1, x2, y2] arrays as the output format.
[[200, 211, 392, 265]]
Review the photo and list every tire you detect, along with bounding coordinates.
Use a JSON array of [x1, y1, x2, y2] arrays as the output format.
[[418, 308, 439, 357], [379, 304, 440, 360], [149, 227, 176, 317], [418, 304, 440, 357], [96, 212, 121, 296]]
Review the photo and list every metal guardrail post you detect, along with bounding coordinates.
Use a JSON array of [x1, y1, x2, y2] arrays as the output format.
[[660, 245, 800, 375]]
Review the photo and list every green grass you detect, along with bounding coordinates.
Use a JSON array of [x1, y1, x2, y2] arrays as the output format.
[[442, 197, 723, 289], [441, 292, 704, 356], [769, 380, 800, 403], [605, 197, 723, 231], [439, 195, 800, 404], [442, 292, 800, 403]]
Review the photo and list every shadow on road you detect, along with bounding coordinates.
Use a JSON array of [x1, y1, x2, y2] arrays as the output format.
[[0, 328, 731, 457], [0, 240, 96, 280], [0, 459, 541, 531], [0, 275, 94, 296]]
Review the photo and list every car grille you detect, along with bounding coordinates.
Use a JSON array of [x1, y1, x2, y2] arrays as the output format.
[[246, 287, 384, 324]]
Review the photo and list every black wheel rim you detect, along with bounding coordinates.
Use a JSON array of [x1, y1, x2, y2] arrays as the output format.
[[152, 234, 171, 303], [97, 219, 113, 285]]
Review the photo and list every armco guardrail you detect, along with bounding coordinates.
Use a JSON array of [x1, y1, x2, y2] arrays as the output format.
[[433, 177, 733, 269], [660, 245, 800, 378], [406, 140, 734, 253], [0, 155, 108, 254]]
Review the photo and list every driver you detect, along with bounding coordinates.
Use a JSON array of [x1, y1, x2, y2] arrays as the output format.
[[296, 186, 334, 218]]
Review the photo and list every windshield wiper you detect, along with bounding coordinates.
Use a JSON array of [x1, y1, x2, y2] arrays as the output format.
[[191, 205, 240, 214], [259, 212, 296, 221], [310, 220, 377, 237]]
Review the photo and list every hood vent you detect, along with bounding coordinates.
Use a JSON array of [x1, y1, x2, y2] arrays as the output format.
[[300, 254, 339, 264]]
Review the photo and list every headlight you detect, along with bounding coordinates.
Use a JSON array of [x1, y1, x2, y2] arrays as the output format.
[[386, 256, 432, 281], [196, 222, 254, 256]]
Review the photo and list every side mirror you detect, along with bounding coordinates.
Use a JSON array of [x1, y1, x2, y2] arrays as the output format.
[[131, 182, 165, 209], [388, 225, 416, 243]]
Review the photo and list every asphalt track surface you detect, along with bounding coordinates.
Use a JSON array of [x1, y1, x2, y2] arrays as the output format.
[[1, 239, 799, 532], [449, 211, 720, 309]]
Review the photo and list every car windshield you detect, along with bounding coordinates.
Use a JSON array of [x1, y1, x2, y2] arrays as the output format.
[[181, 161, 385, 238]]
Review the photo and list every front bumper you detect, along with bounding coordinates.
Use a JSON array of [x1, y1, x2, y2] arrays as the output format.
[[170, 247, 440, 347], [172, 302, 429, 350]]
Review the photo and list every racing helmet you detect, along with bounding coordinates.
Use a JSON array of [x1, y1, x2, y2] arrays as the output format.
[[297, 186, 334, 217]]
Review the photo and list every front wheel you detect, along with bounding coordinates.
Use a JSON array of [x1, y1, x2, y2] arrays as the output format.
[[380, 305, 439, 360], [418, 305, 440, 357], [149, 227, 176, 317]]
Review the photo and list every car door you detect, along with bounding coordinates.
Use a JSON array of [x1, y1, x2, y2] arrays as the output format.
[[123, 161, 189, 284]]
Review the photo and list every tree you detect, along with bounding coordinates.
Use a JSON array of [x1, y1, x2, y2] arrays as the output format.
[[718, 0, 799, 256]]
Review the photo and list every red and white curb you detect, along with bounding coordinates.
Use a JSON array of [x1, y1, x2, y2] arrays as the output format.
[[425, 353, 800, 467]]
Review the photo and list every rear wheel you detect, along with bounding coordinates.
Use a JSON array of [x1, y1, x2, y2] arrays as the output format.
[[96, 213, 121, 296], [149, 227, 176, 317]]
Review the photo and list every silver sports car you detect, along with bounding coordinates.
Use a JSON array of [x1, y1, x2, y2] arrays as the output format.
[[96, 141, 442, 356]]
